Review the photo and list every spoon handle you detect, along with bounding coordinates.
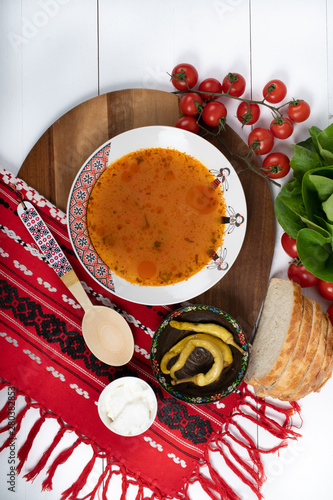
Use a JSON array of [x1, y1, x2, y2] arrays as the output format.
[[17, 200, 93, 312], [60, 269, 93, 312]]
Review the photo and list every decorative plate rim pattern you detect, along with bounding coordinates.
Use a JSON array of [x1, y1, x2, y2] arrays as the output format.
[[67, 126, 247, 305]]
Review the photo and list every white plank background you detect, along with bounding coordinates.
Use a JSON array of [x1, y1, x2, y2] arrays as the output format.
[[1, 0, 333, 499]]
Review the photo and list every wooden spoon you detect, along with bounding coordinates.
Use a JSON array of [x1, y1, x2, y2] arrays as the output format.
[[17, 200, 134, 366]]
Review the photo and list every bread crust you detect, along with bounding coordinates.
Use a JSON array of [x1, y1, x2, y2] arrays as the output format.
[[315, 316, 333, 392], [245, 277, 333, 401], [263, 295, 313, 398], [272, 298, 321, 399], [288, 308, 327, 400], [249, 280, 303, 387]]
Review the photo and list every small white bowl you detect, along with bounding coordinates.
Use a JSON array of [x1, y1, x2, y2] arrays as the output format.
[[97, 376, 157, 437]]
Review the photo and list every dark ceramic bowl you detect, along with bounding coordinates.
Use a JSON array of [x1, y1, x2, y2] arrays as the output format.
[[150, 304, 249, 404]]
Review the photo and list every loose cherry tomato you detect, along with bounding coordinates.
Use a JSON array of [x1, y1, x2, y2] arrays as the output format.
[[287, 100, 311, 122], [288, 260, 319, 288], [263, 79, 287, 103], [281, 232, 298, 258], [198, 78, 223, 101], [317, 280, 333, 301], [270, 117, 294, 139], [326, 304, 333, 324], [236, 101, 260, 125], [248, 127, 274, 155], [263, 152, 291, 179], [171, 63, 198, 91], [202, 101, 227, 127], [180, 92, 203, 116], [222, 73, 246, 97], [175, 116, 199, 133]]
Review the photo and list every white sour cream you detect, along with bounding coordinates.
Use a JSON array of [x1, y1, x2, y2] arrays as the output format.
[[100, 377, 157, 436]]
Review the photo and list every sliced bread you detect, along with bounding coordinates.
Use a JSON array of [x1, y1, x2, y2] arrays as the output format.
[[315, 317, 333, 392], [259, 295, 313, 399], [287, 310, 327, 400], [244, 278, 303, 387], [273, 297, 322, 399]]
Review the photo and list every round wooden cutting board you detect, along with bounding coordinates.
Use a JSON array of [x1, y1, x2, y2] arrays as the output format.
[[18, 89, 275, 339]]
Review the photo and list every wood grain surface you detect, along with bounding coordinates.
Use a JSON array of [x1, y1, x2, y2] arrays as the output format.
[[18, 89, 275, 339]]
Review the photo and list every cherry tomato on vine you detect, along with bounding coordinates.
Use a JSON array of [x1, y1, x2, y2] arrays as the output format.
[[175, 116, 199, 134], [287, 100, 311, 122], [236, 101, 260, 125], [180, 92, 203, 116], [262, 152, 291, 179], [248, 127, 274, 155], [288, 260, 319, 288], [263, 79, 287, 103], [202, 101, 227, 128], [327, 304, 333, 324], [281, 232, 298, 258], [317, 280, 333, 301], [222, 73, 246, 97], [198, 78, 223, 101], [270, 117, 294, 139], [171, 63, 198, 91]]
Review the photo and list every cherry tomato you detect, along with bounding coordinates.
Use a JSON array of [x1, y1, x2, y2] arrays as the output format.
[[287, 100, 311, 122], [180, 92, 203, 116], [263, 79, 287, 103], [202, 101, 227, 127], [317, 280, 333, 301], [175, 116, 199, 134], [270, 117, 294, 139], [248, 127, 274, 155], [281, 232, 298, 258], [262, 152, 290, 179], [288, 261, 319, 288], [327, 304, 333, 324], [236, 101, 260, 125], [222, 73, 246, 97], [171, 63, 198, 91], [198, 78, 223, 101]]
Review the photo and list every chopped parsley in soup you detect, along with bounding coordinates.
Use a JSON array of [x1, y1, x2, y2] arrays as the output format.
[[87, 148, 226, 286]]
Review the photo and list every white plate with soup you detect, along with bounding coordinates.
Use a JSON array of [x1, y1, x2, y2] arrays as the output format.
[[67, 126, 247, 305]]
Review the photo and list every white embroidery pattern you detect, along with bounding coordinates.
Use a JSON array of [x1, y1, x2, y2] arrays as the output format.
[[144, 436, 163, 452], [46, 366, 66, 382], [0, 225, 44, 260], [62, 294, 81, 309], [23, 349, 41, 364], [0, 247, 9, 258], [0, 332, 19, 347], [167, 453, 187, 468], [1, 170, 66, 224], [13, 260, 33, 276], [214, 401, 226, 409], [134, 345, 150, 359], [37, 277, 57, 293], [70, 383, 90, 399]]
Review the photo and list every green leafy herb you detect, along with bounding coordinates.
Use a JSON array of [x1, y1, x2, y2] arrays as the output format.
[[275, 123, 333, 280]]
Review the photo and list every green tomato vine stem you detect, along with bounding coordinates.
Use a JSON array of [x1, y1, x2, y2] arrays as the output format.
[[190, 99, 282, 188], [173, 88, 286, 118]]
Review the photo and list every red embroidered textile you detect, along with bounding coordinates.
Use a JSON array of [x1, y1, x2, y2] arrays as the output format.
[[0, 169, 302, 499]]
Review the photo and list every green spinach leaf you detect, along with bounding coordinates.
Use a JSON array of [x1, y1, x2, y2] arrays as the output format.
[[274, 123, 333, 280], [296, 227, 333, 281], [317, 123, 333, 163]]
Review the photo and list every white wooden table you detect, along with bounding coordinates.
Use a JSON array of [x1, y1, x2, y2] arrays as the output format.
[[1, 1, 333, 499]]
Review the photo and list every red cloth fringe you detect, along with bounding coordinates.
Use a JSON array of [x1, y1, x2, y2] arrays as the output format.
[[23, 421, 69, 482], [16, 408, 47, 474], [0, 380, 302, 500], [189, 385, 302, 500]]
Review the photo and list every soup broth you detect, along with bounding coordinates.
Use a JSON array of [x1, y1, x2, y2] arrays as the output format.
[[87, 148, 226, 286]]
